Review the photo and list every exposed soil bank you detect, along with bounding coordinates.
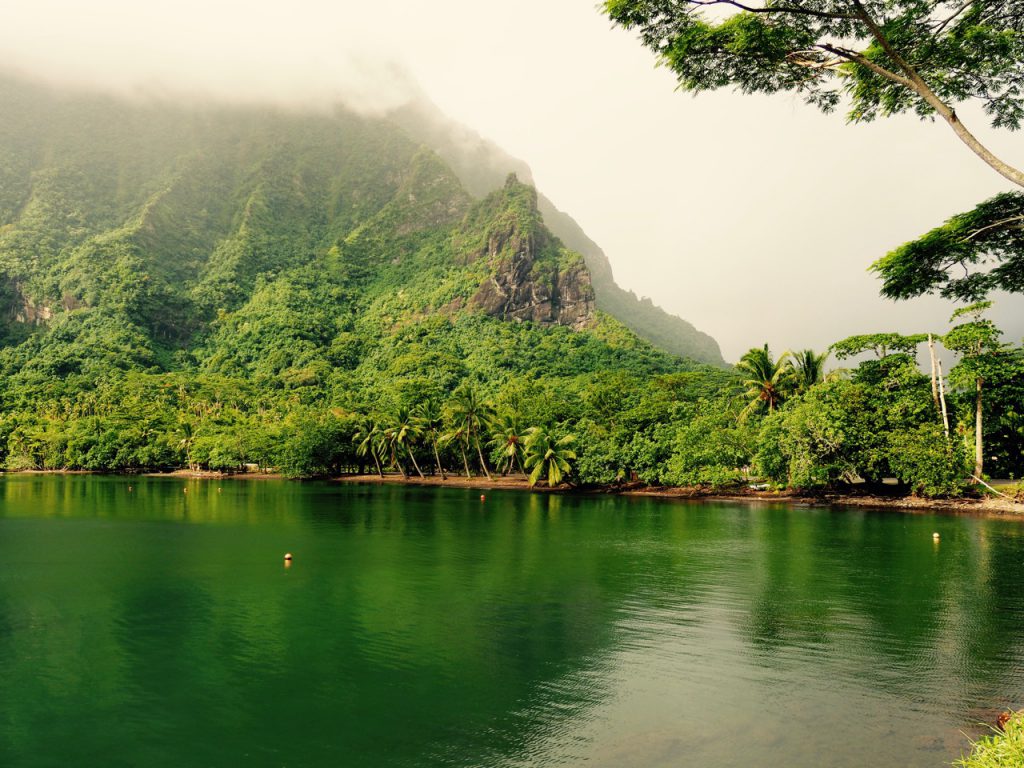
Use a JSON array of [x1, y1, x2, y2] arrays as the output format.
[[335, 474, 1024, 519]]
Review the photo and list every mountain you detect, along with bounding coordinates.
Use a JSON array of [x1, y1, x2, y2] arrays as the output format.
[[0, 72, 711, 383], [0, 73, 742, 474], [390, 100, 725, 365]]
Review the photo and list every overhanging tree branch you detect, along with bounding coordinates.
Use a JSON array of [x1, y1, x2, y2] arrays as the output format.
[[849, 0, 1024, 188]]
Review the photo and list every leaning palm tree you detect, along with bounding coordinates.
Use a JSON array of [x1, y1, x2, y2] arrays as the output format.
[[442, 423, 474, 478], [791, 349, 828, 394], [353, 415, 384, 478], [488, 411, 526, 476], [380, 419, 409, 480], [391, 406, 425, 479], [449, 382, 495, 480], [736, 344, 793, 418], [523, 427, 577, 488], [416, 401, 447, 480]]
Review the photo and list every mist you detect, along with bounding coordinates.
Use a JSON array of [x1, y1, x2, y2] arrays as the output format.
[[3, 0, 1022, 361]]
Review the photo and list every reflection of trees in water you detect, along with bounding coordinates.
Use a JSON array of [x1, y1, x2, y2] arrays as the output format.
[[2, 480, 1024, 767], [736, 507, 1024, 712]]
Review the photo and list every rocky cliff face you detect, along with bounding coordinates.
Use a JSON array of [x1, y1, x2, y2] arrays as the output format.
[[465, 177, 594, 330], [393, 99, 726, 366], [470, 235, 594, 330]]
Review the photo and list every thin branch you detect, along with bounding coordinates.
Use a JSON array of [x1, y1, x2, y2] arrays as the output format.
[[929, 0, 974, 37], [816, 43, 915, 87], [686, 0, 856, 19], [962, 214, 1024, 241]]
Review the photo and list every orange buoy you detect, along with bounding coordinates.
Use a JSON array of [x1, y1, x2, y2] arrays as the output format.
[[480, 494, 486, 502]]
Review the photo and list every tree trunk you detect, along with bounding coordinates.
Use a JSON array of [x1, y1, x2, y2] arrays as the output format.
[[460, 445, 472, 478], [433, 441, 447, 480], [927, 334, 940, 412], [407, 445, 425, 479], [393, 451, 408, 480], [850, 0, 1024, 188], [372, 452, 383, 478], [936, 357, 950, 439], [975, 377, 984, 479], [475, 439, 492, 481]]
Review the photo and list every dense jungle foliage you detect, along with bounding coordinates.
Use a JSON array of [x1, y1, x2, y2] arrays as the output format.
[[0, 76, 1020, 495]]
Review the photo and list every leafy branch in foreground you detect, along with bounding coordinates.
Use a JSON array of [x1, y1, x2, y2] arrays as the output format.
[[604, 0, 1024, 187], [873, 192, 1024, 301]]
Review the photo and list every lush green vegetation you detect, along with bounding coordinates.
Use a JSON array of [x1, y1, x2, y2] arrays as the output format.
[[956, 713, 1024, 768], [0, 75, 1020, 495]]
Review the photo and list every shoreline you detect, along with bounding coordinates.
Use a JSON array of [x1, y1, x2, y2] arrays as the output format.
[[334, 474, 1024, 519], [5, 469, 1021, 518]]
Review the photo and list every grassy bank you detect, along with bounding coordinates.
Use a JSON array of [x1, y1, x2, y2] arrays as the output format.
[[957, 713, 1024, 768]]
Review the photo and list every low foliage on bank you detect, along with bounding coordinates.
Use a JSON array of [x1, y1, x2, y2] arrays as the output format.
[[956, 713, 1024, 768]]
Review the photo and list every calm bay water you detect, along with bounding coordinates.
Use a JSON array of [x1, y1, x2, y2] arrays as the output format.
[[0, 476, 1021, 767]]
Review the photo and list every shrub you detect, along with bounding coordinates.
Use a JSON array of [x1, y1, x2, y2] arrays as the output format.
[[956, 712, 1024, 768]]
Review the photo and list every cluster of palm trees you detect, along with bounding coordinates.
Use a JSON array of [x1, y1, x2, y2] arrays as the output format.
[[351, 383, 577, 487], [735, 346, 829, 417]]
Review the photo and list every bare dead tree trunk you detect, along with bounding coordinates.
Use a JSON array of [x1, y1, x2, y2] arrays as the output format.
[[928, 334, 940, 411], [936, 357, 950, 439], [975, 377, 984, 479]]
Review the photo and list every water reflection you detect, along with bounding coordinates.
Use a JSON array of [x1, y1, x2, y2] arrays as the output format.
[[0, 477, 1020, 767]]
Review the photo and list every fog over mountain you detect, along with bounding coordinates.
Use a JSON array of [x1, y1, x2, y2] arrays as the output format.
[[3, 0, 1022, 360]]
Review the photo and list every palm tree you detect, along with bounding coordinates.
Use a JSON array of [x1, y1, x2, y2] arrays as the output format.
[[353, 415, 384, 478], [791, 349, 828, 394], [390, 406, 425, 479], [443, 424, 474, 478], [523, 427, 577, 488], [381, 420, 409, 480], [489, 411, 526, 476], [449, 383, 495, 480], [176, 418, 197, 472], [736, 344, 793, 418], [417, 401, 447, 480]]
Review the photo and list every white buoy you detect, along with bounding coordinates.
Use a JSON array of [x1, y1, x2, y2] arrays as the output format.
[[284, 553, 293, 561], [933, 532, 941, 540]]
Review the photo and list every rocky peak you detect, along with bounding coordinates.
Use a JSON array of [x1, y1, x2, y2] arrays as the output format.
[[466, 176, 594, 329]]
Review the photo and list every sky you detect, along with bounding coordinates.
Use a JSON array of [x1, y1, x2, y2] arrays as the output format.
[[2, 0, 1022, 361]]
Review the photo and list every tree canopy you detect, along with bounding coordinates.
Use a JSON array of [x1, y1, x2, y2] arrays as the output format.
[[872, 191, 1024, 300], [604, 0, 1024, 187]]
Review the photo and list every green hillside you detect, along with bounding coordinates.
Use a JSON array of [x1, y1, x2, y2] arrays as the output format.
[[0, 74, 731, 475], [391, 100, 726, 365]]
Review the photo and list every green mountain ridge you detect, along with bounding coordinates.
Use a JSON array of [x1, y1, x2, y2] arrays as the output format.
[[391, 100, 725, 365], [0, 74, 722, 368], [0, 74, 716, 411]]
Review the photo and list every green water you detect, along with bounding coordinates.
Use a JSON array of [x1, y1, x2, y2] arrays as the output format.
[[0, 476, 1021, 767]]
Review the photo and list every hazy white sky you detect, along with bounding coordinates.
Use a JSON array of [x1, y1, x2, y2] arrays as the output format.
[[2, 0, 1022, 360]]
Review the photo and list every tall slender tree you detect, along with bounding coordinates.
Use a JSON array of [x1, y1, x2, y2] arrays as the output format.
[[449, 383, 495, 480], [943, 302, 1006, 479], [489, 411, 527, 476], [353, 416, 385, 478], [417, 401, 448, 480]]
